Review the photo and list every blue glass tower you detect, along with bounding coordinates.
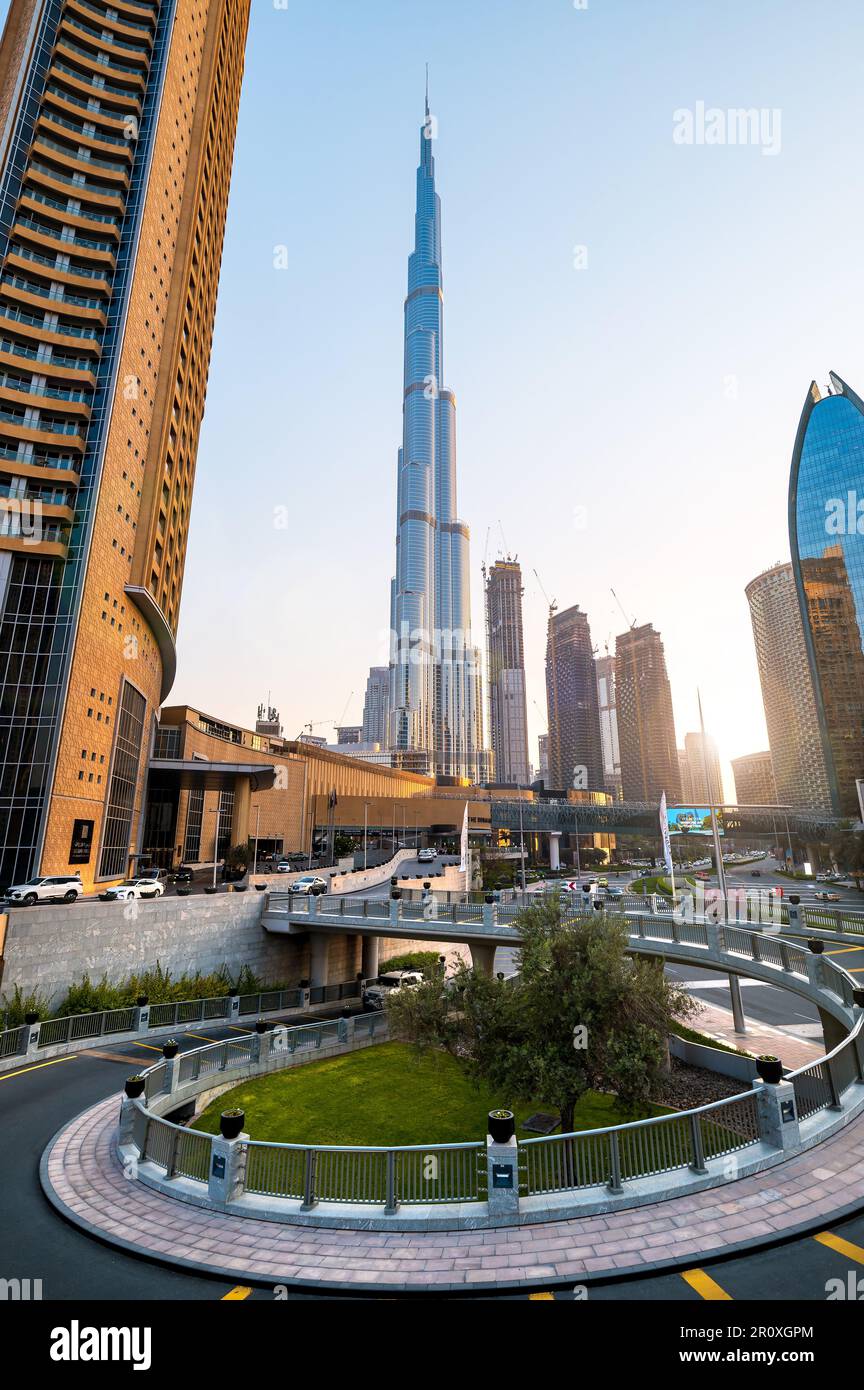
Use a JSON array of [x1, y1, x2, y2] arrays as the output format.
[[388, 94, 482, 780], [789, 372, 864, 816]]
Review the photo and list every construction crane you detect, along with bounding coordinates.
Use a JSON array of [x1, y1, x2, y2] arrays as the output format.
[[533, 568, 557, 617], [611, 587, 637, 632]]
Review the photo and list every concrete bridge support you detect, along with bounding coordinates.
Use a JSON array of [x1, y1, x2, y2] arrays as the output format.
[[309, 933, 330, 988], [549, 832, 562, 873], [729, 975, 748, 1035], [362, 936, 380, 981], [470, 942, 498, 977], [819, 1007, 849, 1056]]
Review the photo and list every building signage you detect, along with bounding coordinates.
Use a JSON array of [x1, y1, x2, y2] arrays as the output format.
[[69, 819, 95, 866]]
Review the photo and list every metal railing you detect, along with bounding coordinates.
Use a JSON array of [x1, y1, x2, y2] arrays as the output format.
[[787, 1017, 864, 1120], [0, 982, 359, 1062], [519, 1090, 761, 1197]]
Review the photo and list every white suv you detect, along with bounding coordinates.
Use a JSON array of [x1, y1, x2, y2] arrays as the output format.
[[362, 970, 424, 1011], [101, 878, 165, 902], [418, 848, 437, 863], [6, 875, 83, 906]]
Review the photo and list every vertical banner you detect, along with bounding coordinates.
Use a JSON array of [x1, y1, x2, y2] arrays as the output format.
[[459, 801, 469, 873], [659, 792, 674, 878]]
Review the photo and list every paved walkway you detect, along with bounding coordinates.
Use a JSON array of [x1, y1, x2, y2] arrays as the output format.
[[690, 999, 824, 1070], [42, 1093, 864, 1293]]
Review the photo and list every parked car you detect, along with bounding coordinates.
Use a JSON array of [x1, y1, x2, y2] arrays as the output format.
[[138, 867, 168, 886], [289, 875, 328, 895], [174, 865, 194, 884], [5, 874, 83, 906], [101, 878, 165, 902], [362, 970, 424, 1012], [418, 848, 437, 863], [814, 891, 841, 903]]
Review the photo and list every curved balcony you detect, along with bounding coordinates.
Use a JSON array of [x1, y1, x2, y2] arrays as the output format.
[[0, 446, 81, 486], [43, 76, 139, 131], [18, 191, 120, 240], [25, 161, 126, 215], [60, 13, 152, 67], [0, 408, 86, 453], [54, 35, 147, 89], [6, 245, 113, 296], [0, 302, 102, 353], [0, 339, 97, 388], [32, 134, 130, 188], [0, 377, 92, 421], [66, 0, 157, 43], [49, 58, 143, 113], [38, 105, 135, 160], [1, 275, 108, 328]]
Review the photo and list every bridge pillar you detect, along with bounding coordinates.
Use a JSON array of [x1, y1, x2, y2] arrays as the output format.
[[309, 933, 330, 988], [362, 935, 380, 980], [549, 832, 561, 872], [729, 975, 747, 1034], [470, 942, 497, 977]]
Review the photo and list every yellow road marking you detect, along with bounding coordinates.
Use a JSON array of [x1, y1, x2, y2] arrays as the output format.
[[222, 1286, 252, 1301], [814, 1232, 864, 1264], [848, 968, 864, 974], [130, 1041, 163, 1052], [0, 1056, 77, 1082], [681, 1269, 732, 1300], [225, 1025, 253, 1033], [528, 1292, 555, 1300], [183, 1032, 219, 1044], [826, 947, 863, 956]]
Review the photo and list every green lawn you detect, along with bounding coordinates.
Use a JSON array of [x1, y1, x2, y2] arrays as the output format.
[[193, 1042, 668, 1146]]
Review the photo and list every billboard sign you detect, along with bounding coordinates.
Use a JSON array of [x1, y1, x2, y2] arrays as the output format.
[[667, 807, 724, 837]]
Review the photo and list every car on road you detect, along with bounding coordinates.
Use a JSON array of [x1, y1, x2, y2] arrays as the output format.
[[362, 970, 424, 1011], [5, 874, 83, 906], [289, 875, 328, 895], [100, 878, 165, 902], [418, 848, 437, 863], [174, 865, 194, 884], [751, 870, 762, 877], [603, 885, 624, 900], [138, 868, 168, 887], [814, 891, 841, 903]]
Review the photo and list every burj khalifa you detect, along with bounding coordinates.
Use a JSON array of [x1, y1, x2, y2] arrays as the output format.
[[388, 91, 483, 782]]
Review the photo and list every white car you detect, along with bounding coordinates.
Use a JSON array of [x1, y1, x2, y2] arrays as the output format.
[[362, 970, 424, 1011], [290, 875, 328, 895], [102, 878, 165, 902], [5, 874, 83, 906], [418, 848, 437, 863]]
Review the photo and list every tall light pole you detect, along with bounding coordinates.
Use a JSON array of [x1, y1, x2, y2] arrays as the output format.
[[698, 690, 727, 902], [363, 801, 369, 871], [252, 804, 261, 877], [518, 793, 526, 904]]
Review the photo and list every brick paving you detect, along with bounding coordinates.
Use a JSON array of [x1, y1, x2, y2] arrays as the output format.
[[687, 999, 824, 1070], [41, 1093, 864, 1292]]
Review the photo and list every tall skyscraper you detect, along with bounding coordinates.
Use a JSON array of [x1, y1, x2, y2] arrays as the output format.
[[615, 624, 681, 803], [0, 0, 250, 888], [484, 558, 529, 786], [681, 731, 723, 805], [595, 653, 622, 800], [387, 92, 482, 782], [545, 604, 604, 793], [745, 562, 832, 809], [361, 666, 389, 747], [537, 732, 549, 786], [731, 751, 777, 806], [790, 373, 864, 816]]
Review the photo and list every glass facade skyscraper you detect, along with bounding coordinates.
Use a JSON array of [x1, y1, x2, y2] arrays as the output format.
[[790, 372, 864, 816], [388, 94, 482, 782]]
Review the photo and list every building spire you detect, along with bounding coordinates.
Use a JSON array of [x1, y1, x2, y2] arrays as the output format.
[[425, 62, 430, 118]]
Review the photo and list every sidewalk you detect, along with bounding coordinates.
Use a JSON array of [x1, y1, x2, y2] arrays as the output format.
[[688, 998, 824, 1071], [42, 1091, 864, 1294]]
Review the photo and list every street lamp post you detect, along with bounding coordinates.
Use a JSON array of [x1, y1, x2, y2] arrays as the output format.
[[363, 802, 369, 871], [518, 794, 526, 905]]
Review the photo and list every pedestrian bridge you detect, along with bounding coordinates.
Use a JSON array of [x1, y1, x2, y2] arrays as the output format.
[[488, 798, 850, 840], [263, 892, 862, 1042]]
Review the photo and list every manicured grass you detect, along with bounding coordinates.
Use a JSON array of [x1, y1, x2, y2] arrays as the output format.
[[673, 1023, 753, 1058], [193, 1042, 669, 1146]]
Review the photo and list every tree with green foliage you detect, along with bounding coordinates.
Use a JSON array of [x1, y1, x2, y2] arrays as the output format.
[[387, 898, 697, 1132]]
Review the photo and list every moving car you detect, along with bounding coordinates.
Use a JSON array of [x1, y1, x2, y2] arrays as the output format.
[[174, 866, 194, 884], [362, 970, 424, 1012], [418, 848, 437, 863], [603, 885, 624, 900], [5, 874, 83, 906], [138, 868, 168, 886], [289, 875, 328, 895], [101, 878, 165, 902], [814, 891, 841, 903]]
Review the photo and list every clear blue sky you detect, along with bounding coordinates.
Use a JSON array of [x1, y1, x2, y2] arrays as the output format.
[[14, 0, 864, 791]]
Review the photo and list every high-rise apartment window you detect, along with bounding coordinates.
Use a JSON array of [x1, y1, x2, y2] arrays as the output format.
[[184, 787, 204, 862]]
